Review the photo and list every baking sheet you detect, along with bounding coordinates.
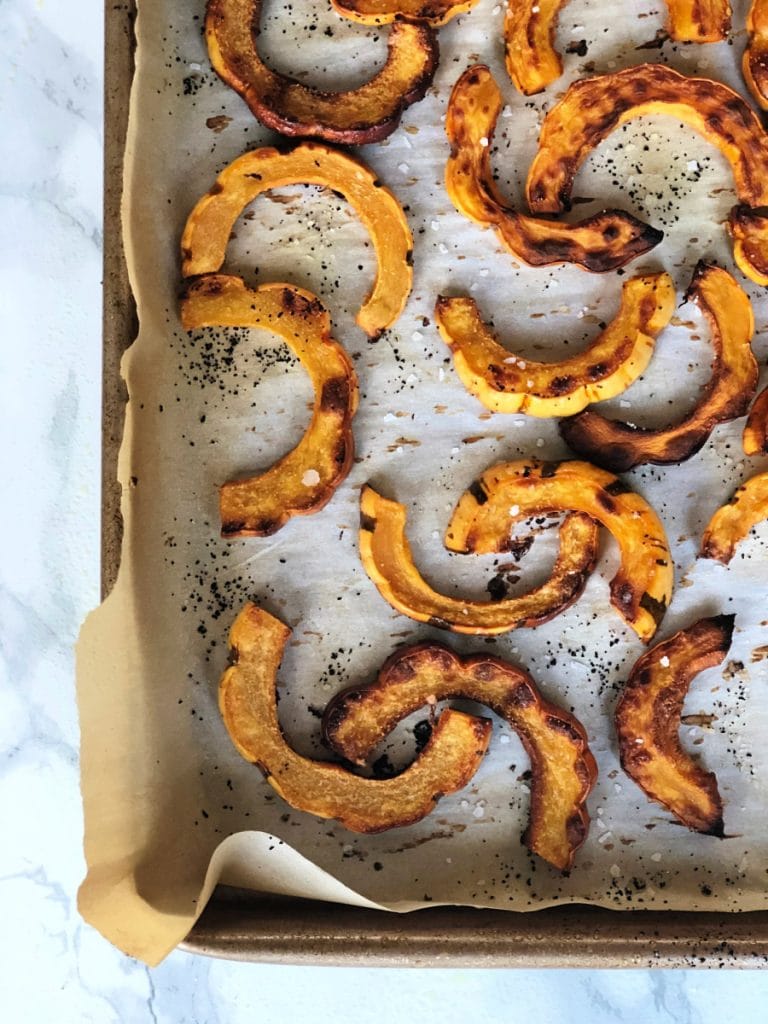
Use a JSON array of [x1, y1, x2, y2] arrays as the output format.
[[80, 0, 768, 965]]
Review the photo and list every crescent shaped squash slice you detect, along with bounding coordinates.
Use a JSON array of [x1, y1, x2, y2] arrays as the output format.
[[560, 264, 758, 472], [444, 460, 673, 642], [616, 615, 734, 836], [181, 275, 358, 537], [525, 64, 768, 286], [445, 66, 662, 274], [332, 0, 479, 25], [700, 470, 768, 562], [743, 0, 768, 110], [359, 485, 599, 635], [323, 643, 597, 871], [220, 604, 492, 833], [743, 386, 768, 455], [181, 143, 413, 338], [505, 2, 731, 96], [435, 273, 675, 418], [205, 0, 439, 144]]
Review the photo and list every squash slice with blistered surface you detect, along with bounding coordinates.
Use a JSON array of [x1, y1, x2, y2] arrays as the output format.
[[445, 460, 673, 642], [332, 0, 478, 25], [701, 471, 768, 562], [323, 643, 596, 870], [560, 264, 757, 471], [436, 273, 674, 418], [359, 485, 599, 635], [743, 0, 768, 110], [445, 66, 662, 274], [206, 0, 439, 144], [616, 616, 734, 836], [181, 143, 413, 338], [526, 64, 768, 286], [743, 386, 768, 456], [182, 276, 358, 538], [220, 604, 492, 833]]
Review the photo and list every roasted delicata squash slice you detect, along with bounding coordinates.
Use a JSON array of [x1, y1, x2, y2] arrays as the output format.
[[526, 64, 768, 286], [332, 0, 478, 25], [359, 485, 599, 635], [505, 1, 730, 96], [445, 66, 662, 274], [181, 143, 413, 338], [220, 604, 492, 833], [445, 460, 673, 642], [323, 643, 597, 871], [205, 0, 438, 144], [743, 0, 768, 110], [616, 615, 734, 836], [701, 470, 768, 562], [182, 275, 358, 537], [560, 264, 758, 471], [436, 273, 674, 418], [744, 386, 768, 455]]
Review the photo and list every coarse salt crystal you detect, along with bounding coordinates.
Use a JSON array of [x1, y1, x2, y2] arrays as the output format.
[[660, 655, 670, 667], [517, 360, 526, 369], [504, 355, 517, 364], [412, 331, 423, 341], [651, 852, 662, 862], [473, 804, 485, 818], [431, 219, 439, 231], [499, 734, 510, 744], [439, 243, 449, 254], [451, 446, 460, 454], [398, 162, 410, 173], [438, 367, 446, 381], [610, 863, 622, 877], [509, 504, 520, 516], [527, 379, 534, 388], [479, 136, 489, 148], [302, 469, 320, 486], [619, 400, 631, 408], [536, 438, 545, 448]]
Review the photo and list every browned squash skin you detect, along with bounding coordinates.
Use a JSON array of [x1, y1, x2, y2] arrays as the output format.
[[445, 459, 673, 642], [559, 264, 758, 472], [323, 643, 597, 870], [332, 0, 478, 25], [445, 66, 662, 274], [220, 604, 492, 834], [743, 386, 768, 456], [206, 0, 439, 144], [743, 0, 768, 111], [616, 616, 734, 836], [701, 471, 768, 562]]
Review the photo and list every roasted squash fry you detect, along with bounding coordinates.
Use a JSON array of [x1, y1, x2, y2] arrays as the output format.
[[181, 143, 413, 338], [560, 264, 757, 471], [526, 64, 768, 285], [743, 0, 768, 110], [332, 0, 478, 25], [220, 604, 492, 833], [436, 273, 674, 417], [701, 470, 768, 562], [323, 643, 597, 870], [206, 0, 439, 144], [445, 460, 673, 642], [743, 386, 768, 455], [359, 485, 599, 634], [616, 616, 734, 836], [182, 276, 358, 537], [445, 66, 662, 273]]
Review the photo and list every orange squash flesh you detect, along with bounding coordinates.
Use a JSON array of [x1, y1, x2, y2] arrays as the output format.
[[743, 0, 768, 110], [701, 470, 768, 562], [560, 264, 758, 472], [526, 64, 768, 286], [435, 273, 674, 418], [359, 485, 599, 635], [616, 615, 734, 836], [743, 386, 768, 455], [205, 0, 439, 144], [505, 2, 731, 96], [181, 143, 413, 339], [323, 643, 597, 871], [181, 276, 358, 538], [332, 0, 478, 25], [445, 66, 662, 274], [220, 604, 492, 834], [445, 460, 673, 643]]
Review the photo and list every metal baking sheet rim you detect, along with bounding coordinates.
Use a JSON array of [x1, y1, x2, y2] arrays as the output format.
[[101, 0, 768, 968]]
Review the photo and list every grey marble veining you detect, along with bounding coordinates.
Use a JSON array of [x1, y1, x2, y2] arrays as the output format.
[[2, 0, 767, 1017]]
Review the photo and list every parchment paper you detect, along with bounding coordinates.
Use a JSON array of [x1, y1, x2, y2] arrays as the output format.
[[78, 0, 768, 965]]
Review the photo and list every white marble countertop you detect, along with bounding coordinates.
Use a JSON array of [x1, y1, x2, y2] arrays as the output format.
[[4, 0, 768, 1017]]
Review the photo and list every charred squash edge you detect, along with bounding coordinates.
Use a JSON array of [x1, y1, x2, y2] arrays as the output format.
[[743, 0, 768, 111], [444, 459, 673, 642], [700, 470, 768, 562], [180, 142, 414, 338], [181, 275, 358, 537], [359, 485, 599, 635], [323, 641, 597, 870], [616, 615, 734, 836], [435, 273, 674, 417], [445, 65, 662, 274], [206, 0, 439, 144], [332, 0, 479, 26], [559, 263, 758, 471], [744, 385, 768, 455], [220, 603, 492, 834]]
